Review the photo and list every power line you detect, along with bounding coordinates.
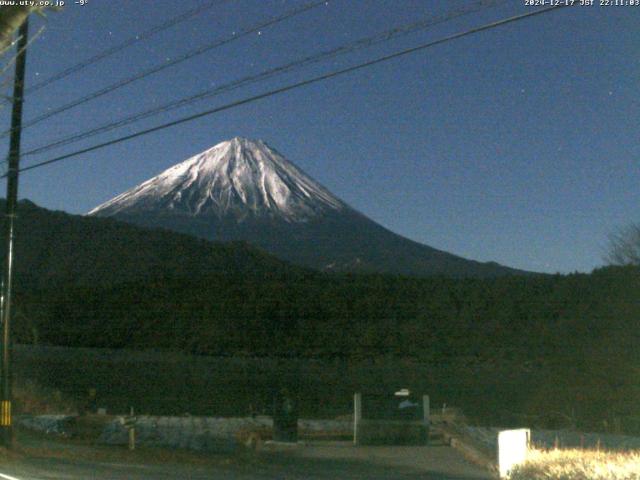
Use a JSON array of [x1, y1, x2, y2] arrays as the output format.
[[22, 0, 508, 158], [19, 0, 226, 97], [8, 4, 570, 178], [0, 0, 329, 139]]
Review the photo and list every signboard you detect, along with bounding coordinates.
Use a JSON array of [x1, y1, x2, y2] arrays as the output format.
[[361, 391, 422, 421], [121, 415, 137, 429], [354, 391, 429, 446]]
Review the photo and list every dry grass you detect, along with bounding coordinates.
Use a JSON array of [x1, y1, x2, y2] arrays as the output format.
[[509, 448, 640, 480]]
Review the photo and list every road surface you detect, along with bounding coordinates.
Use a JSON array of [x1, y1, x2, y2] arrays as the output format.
[[0, 440, 494, 479]]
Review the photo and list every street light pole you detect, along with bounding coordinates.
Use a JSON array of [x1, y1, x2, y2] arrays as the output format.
[[0, 17, 29, 448]]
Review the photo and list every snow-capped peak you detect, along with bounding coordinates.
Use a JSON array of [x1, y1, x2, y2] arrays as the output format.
[[88, 137, 345, 222]]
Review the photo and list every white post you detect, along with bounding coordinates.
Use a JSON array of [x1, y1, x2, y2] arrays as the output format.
[[422, 394, 430, 445], [498, 428, 530, 478], [128, 407, 136, 451], [129, 425, 135, 451], [353, 393, 362, 446], [422, 395, 430, 424]]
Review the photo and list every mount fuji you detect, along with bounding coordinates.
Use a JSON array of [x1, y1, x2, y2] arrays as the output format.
[[89, 137, 527, 277]]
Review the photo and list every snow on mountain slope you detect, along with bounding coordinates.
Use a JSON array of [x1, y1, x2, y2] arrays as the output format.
[[89, 137, 345, 222]]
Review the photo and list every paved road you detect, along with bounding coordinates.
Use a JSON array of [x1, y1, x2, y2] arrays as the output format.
[[0, 442, 493, 479]]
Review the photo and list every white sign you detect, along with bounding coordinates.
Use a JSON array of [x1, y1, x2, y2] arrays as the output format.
[[498, 428, 530, 478]]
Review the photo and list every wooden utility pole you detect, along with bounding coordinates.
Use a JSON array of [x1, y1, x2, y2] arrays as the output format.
[[0, 16, 29, 448]]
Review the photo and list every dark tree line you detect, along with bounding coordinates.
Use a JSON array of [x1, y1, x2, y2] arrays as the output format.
[[15, 266, 638, 362], [10, 265, 640, 431]]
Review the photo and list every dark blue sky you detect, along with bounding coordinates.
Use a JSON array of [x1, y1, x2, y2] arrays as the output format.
[[1, 0, 638, 273]]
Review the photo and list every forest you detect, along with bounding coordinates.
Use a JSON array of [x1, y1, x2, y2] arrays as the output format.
[[3, 200, 639, 430], [12, 264, 640, 432]]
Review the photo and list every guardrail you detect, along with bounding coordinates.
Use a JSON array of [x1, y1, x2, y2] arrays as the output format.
[[436, 420, 498, 475]]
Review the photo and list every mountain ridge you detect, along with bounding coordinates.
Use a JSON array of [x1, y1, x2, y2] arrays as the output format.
[[90, 137, 534, 278], [0, 199, 305, 290]]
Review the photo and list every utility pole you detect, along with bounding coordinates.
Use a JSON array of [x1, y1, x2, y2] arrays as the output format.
[[0, 17, 29, 448]]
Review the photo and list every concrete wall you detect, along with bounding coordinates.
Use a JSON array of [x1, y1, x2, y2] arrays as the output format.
[[98, 415, 352, 452], [355, 419, 428, 446]]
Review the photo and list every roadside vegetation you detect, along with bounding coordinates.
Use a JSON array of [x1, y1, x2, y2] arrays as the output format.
[[14, 379, 76, 415], [509, 448, 640, 480], [16, 265, 640, 432], [6, 202, 640, 433]]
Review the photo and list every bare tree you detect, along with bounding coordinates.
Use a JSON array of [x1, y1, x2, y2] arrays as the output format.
[[606, 223, 640, 266], [0, 7, 33, 55]]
